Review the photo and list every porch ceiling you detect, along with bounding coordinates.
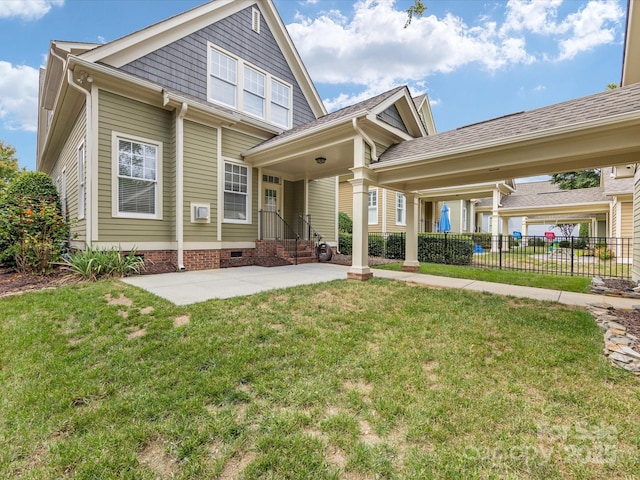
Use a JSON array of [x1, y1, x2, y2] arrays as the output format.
[[476, 201, 611, 218]]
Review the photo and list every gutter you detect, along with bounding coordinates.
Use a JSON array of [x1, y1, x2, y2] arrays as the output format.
[[352, 117, 378, 162], [176, 102, 188, 271], [66, 68, 93, 245]]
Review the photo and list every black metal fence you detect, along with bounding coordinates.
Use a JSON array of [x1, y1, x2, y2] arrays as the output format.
[[363, 233, 633, 280]]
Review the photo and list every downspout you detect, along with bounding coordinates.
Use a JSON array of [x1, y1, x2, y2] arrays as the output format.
[[176, 102, 188, 270], [67, 69, 93, 246], [352, 117, 378, 162]]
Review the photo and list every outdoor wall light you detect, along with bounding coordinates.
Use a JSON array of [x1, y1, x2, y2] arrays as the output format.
[[315, 157, 327, 165]]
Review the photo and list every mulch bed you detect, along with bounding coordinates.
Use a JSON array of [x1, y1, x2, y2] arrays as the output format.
[[0, 266, 80, 298], [608, 309, 640, 351]]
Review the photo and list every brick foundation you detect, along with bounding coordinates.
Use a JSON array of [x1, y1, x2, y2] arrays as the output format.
[[183, 250, 221, 270], [219, 248, 254, 268]]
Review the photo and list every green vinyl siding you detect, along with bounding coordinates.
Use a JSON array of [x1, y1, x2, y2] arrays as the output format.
[[221, 127, 262, 159], [308, 177, 337, 243], [222, 168, 259, 241], [97, 89, 174, 243], [184, 120, 217, 242], [50, 105, 86, 243]]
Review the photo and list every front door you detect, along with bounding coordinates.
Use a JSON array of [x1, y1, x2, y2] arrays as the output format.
[[263, 185, 282, 239]]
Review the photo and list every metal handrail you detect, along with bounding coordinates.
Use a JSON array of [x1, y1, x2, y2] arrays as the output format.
[[258, 210, 299, 265]]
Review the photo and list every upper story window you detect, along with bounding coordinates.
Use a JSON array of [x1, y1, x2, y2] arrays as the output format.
[[210, 49, 237, 108], [208, 44, 292, 129]]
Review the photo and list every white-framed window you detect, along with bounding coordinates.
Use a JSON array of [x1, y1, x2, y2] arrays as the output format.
[[224, 161, 250, 223], [208, 44, 292, 128], [77, 141, 85, 219], [396, 192, 406, 226], [271, 79, 291, 128], [243, 66, 265, 118], [112, 133, 162, 219], [210, 48, 237, 108], [368, 188, 378, 225]]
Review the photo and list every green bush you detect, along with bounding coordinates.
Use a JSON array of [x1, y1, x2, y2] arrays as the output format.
[[368, 235, 385, 257], [471, 233, 492, 249], [339, 232, 352, 255], [338, 212, 352, 234], [579, 223, 589, 238], [528, 237, 547, 247], [385, 233, 405, 259], [63, 245, 145, 280], [558, 240, 571, 248], [574, 238, 588, 249], [0, 173, 69, 273], [418, 234, 474, 265], [2, 171, 61, 210]]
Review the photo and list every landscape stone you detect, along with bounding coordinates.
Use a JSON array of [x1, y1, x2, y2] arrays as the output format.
[[587, 303, 614, 310], [609, 352, 632, 364], [617, 346, 640, 360], [605, 334, 633, 345], [592, 276, 605, 286]]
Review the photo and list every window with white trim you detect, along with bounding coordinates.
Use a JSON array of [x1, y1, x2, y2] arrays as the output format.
[[115, 136, 161, 218], [78, 142, 85, 219], [210, 49, 237, 108], [396, 193, 406, 225], [243, 66, 265, 118], [208, 44, 292, 128], [224, 162, 250, 222], [368, 189, 378, 225]]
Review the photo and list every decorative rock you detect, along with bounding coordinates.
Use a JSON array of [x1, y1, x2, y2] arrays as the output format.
[[604, 321, 626, 331], [618, 346, 640, 360], [605, 334, 633, 346], [592, 276, 605, 286], [587, 302, 614, 310], [633, 305, 640, 310], [609, 352, 632, 364], [606, 344, 623, 352], [609, 328, 627, 336]]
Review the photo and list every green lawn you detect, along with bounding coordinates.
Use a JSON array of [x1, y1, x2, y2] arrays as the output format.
[[375, 262, 593, 293], [1, 279, 639, 479]]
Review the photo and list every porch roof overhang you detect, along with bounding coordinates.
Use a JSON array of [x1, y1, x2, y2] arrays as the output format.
[[371, 83, 640, 192], [242, 113, 411, 182], [417, 181, 515, 202], [523, 214, 606, 225], [475, 201, 611, 218]]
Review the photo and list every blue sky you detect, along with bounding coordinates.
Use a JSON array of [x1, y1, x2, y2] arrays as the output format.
[[0, 0, 627, 172]]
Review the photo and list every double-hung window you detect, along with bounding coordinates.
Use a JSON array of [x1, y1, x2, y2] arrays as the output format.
[[114, 135, 161, 218], [368, 189, 378, 225], [210, 49, 237, 108], [208, 44, 291, 129], [396, 193, 406, 225], [224, 162, 250, 222], [243, 66, 265, 118]]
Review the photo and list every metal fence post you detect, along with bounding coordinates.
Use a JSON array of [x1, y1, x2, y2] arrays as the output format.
[[499, 234, 503, 270], [570, 236, 574, 276]]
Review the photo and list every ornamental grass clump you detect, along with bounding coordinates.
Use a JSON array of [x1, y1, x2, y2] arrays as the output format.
[[63, 245, 145, 280]]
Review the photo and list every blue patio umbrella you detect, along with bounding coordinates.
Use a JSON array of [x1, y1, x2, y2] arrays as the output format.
[[439, 203, 451, 232]]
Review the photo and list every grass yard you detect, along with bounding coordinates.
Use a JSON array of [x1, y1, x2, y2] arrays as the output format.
[[1, 278, 639, 479], [375, 262, 593, 293]]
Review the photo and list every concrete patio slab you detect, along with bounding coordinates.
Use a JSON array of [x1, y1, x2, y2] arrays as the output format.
[[122, 262, 639, 311]]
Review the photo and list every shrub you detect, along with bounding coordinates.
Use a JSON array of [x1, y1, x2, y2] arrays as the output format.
[[595, 246, 614, 261], [385, 233, 405, 259], [472, 233, 492, 249], [368, 235, 385, 257], [579, 223, 589, 238], [418, 234, 474, 265], [0, 193, 69, 273], [573, 238, 588, 249], [338, 232, 352, 255], [528, 237, 547, 247], [2, 171, 61, 210], [558, 240, 571, 248], [63, 245, 145, 280], [338, 212, 353, 234]]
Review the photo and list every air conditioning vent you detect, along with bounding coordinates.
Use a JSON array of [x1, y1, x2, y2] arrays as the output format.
[[195, 206, 209, 220]]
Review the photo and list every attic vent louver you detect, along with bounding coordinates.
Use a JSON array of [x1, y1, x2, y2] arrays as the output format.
[[252, 7, 261, 34]]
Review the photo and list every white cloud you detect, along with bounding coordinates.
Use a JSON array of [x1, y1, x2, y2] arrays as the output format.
[[287, 0, 623, 111], [0, 0, 64, 21], [0, 61, 39, 132]]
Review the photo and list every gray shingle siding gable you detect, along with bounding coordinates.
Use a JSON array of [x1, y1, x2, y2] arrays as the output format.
[[120, 5, 316, 127], [377, 105, 408, 133]]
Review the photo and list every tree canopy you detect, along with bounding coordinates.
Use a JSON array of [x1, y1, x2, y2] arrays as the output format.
[[550, 170, 600, 190], [0, 141, 22, 193], [405, 0, 427, 28]]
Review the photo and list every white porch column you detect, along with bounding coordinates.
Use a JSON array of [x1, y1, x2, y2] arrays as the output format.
[[521, 217, 528, 237], [469, 200, 477, 233], [403, 193, 420, 272], [491, 187, 501, 252], [501, 216, 510, 251], [348, 167, 374, 280]]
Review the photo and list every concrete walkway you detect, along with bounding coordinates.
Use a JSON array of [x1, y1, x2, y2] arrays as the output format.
[[122, 263, 640, 309]]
